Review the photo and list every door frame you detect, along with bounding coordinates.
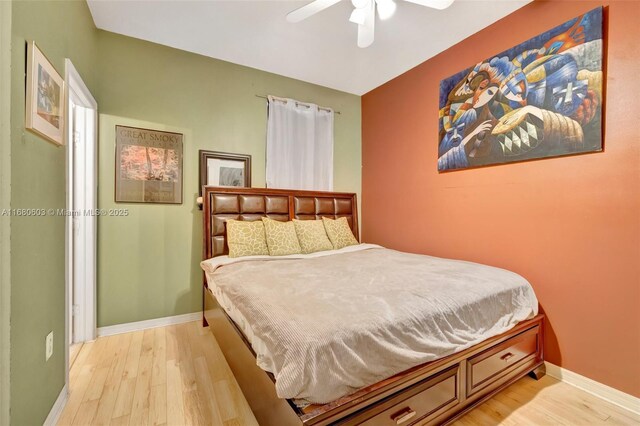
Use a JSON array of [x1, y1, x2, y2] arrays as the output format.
[[0, 2, 12, 424], [64, 59, 98, 385]]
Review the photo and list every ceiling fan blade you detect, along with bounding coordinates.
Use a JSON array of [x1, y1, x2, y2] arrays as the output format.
[[286, 0, 343, 23], [403, 0, 454, 10], [357, 1, 375, 48]]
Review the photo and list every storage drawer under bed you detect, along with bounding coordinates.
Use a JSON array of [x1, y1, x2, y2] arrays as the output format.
[[337, 366, 460, 426], [466, 325, 541, 396]]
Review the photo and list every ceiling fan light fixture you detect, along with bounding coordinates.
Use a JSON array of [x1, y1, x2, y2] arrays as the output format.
[[431, 0, 455, 9], [286, 0, 456, 48], [403, 0, 454, 10], [349, 8, 367, 25], [351, 0, 370, 9], [375, 0, 396, 20]]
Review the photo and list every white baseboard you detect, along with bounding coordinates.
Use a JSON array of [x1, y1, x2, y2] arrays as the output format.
[[43, 384, 68, 426], [97, 312, 202, 337], [545, 361, 640, 415]]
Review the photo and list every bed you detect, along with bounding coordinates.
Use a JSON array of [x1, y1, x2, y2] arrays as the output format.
[[201, 187, 545, 426]]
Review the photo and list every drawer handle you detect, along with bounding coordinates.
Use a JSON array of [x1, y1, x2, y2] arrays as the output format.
[[391, 407, 416, 425], [501, 352, 515, 362]]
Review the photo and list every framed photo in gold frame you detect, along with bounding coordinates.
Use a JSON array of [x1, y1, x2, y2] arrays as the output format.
[[25, 41, 65, 146]]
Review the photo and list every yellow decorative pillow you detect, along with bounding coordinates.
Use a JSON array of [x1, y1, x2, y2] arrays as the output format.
[[293, 219, 334, 254], [262, 218, 302, 256], [322, 217, 359, 250], [226, 219, 269, 258]]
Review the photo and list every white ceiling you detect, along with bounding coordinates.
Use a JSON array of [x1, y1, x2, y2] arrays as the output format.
[[87, 0, 531, 95]]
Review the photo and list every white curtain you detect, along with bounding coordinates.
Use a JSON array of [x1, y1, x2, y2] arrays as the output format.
[[266, 96, 334, 191]]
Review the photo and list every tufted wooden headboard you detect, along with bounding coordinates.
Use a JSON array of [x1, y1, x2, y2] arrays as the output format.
[[202, 186, 359, 259]]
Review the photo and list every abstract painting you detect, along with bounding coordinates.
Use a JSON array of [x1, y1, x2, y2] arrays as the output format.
[[438, 7, 603, 171], [115, 126, 183, 204]]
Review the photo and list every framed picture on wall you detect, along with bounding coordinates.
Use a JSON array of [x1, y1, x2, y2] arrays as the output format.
[[199, 150, 251, 195], [25, 41, 65, 146], [115, 125, 183, 204]]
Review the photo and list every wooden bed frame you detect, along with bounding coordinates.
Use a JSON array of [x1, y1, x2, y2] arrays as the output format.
[[202, 186, 545, 426]]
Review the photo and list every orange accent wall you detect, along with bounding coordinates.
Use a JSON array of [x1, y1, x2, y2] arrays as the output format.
[[362, 0, 640, 397]]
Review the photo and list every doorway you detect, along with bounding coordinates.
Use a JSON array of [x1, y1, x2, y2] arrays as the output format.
[[64, 59, 98, 386]]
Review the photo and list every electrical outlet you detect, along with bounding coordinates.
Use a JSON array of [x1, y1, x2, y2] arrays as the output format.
[[45, 331, 53, 361]]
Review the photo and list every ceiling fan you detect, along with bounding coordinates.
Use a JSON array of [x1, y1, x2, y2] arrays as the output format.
[[286, 0, 455, 48]]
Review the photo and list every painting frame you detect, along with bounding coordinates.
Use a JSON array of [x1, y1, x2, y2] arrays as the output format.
[[115, 125, 184, 204], [437, 7, 604, 172], [198, 150, 252, 195], [25, 41, 65, 146]]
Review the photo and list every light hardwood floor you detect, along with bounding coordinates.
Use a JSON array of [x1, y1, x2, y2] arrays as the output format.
[[69, 343, 83, 370], [58, 321, 639, 426], [57, 321, 257, 426], [451, 375, 639, 426]]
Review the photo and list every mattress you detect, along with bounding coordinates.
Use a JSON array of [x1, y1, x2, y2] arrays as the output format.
[[201, 244, 538, 405], [206, 273, 273, 369], [204, 245, 375, 375]]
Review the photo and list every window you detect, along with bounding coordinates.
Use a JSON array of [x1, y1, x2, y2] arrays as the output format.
[[266, 96, 334, 190]]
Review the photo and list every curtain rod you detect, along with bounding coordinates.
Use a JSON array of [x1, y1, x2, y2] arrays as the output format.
[[255, 95, 341, 115]]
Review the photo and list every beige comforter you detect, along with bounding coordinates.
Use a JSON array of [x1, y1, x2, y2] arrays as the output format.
[[201, 245, 538, 404]]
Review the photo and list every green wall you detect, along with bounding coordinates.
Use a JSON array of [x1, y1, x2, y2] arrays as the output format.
[[1, 2, 12, 424], [9, 1, 99, 425], [96, 32, 362, 327]]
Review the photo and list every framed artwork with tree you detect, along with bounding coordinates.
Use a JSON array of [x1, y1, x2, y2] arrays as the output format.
[[115, 125, 183, 204]]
